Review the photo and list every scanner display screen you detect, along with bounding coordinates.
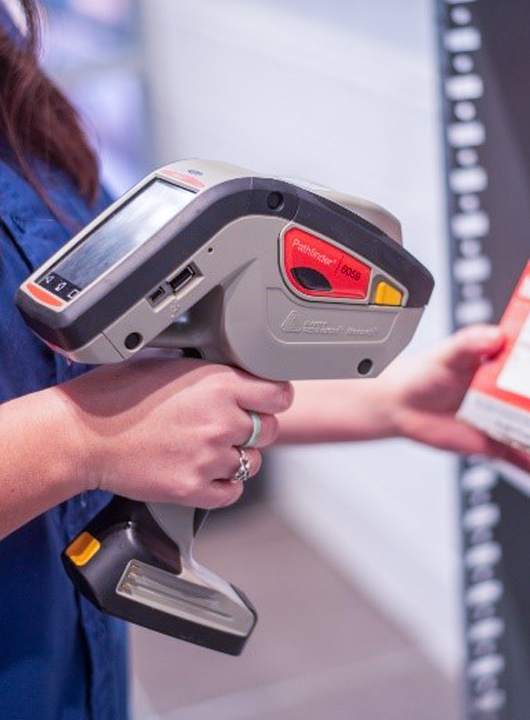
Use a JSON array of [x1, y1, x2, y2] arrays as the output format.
[[38, 180, 195, 300]]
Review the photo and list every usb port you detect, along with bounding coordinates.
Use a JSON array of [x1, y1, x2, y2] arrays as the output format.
[[148, 285, 166, 306], [168, 265, 196, 293]]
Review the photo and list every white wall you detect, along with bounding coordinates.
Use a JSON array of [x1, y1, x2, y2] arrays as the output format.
[[139, 0, 462, 675]]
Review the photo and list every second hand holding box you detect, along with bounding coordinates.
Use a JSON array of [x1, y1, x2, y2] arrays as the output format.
[[459, 260, 530, 453]]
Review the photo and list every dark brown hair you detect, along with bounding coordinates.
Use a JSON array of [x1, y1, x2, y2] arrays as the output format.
[[0, 0, 99, 205]]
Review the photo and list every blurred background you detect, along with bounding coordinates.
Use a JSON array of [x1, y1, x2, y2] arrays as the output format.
[[38, 0, 460, 718]]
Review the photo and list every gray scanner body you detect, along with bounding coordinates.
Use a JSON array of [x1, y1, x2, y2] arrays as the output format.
[[16, 160, 434, 654]]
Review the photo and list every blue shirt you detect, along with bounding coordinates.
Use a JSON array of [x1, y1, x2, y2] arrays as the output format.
[[0, 159, 129, 719]]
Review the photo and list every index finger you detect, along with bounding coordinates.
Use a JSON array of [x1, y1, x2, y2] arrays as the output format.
[[229, 369, 294, 415]]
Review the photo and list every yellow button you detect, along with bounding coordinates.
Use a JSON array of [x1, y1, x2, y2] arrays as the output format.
[[65, 532, 101, 567], [374, 281, 403, 306]]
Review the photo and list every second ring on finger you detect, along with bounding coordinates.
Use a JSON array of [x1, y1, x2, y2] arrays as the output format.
[[230, 446, 261, 484]]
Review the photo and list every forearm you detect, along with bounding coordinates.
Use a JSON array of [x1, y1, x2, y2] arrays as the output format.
[[0, 388, 84, 539], [277, 376, 400, 445]]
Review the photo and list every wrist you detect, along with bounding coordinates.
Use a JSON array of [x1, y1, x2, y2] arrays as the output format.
[[36, 385, 95, 496], [372, 370, 409, 440]]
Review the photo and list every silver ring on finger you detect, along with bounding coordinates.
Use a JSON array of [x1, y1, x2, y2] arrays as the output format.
[[231, 447, 251, 484], [241, 411, 262, 449]]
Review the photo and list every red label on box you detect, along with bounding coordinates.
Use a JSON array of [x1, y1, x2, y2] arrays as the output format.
[[468, 260, 530, 412]]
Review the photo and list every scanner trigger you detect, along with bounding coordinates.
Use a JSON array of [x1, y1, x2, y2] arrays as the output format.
[[291, 266, 332, 292]]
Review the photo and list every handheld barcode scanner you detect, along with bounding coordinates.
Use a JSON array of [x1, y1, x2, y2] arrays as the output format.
[[16, 159, 434, 655]]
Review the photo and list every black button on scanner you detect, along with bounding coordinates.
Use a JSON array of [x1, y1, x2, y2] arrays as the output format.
[[291, 266, 332, 292], [124, 332, 142, 350]]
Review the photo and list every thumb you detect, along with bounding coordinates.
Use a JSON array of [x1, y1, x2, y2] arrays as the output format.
[[438, 325, 505, 374]]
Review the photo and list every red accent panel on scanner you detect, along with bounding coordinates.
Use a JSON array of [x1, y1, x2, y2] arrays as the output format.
[[26, 283, 64, 308], [283, 227, 371, 300], [161, 169, 205, 189]]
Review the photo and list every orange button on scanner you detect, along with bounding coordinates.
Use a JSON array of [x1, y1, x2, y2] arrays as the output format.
[[65, 532, 101, 567], [373, 281, 403, 306]]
